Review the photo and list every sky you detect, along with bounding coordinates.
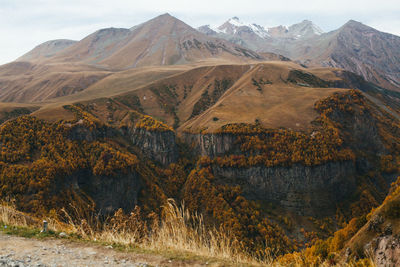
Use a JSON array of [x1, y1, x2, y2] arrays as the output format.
[[1, 0, 399, 65]]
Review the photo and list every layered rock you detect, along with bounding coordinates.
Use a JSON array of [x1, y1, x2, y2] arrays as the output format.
[[128, 127, 178, 166], [212, 161, 356, 217], [184, 133, 236, 157], [185, 131, 357, 216]]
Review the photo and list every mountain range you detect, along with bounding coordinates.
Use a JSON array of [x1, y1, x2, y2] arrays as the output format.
[[199, 17, 400, 91], [0, 13, 399, 266], [18, 14, 261, 68]]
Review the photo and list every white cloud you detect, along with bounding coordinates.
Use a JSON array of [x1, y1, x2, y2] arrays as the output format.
[[0, 0, 399, 64]]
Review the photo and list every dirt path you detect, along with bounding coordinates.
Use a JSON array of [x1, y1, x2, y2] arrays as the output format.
[[0, 233, 209, 267]]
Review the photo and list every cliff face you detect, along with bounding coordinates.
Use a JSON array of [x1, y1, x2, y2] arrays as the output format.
[[63, 169, 141, 215], [128, 127, 178, 166], [184, 133, 236, 157], [186, 90, 400, 218], [67, 119, 178, 166], [212, 161, 356, 217], [185, 132, 356, 216], [67, 122, 118, 141]]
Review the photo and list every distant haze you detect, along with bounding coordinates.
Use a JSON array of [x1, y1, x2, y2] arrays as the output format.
[[1, 0, 399, 65]]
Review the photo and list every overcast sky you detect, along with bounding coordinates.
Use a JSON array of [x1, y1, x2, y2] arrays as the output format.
[[1, 0, 399, 65]]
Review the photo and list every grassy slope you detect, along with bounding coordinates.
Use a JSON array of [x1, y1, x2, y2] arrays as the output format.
[[0, 60, 353, 132]]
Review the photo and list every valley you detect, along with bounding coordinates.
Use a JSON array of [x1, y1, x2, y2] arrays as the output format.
[[0, 12, 399, 267]]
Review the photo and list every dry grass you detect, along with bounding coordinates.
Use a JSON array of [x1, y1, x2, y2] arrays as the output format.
[[146, 201, 260, 264], [1, 61, 350, 133], [0, 199, 377, 267], [0, 199, 270, 266], [0, 199, 69, 233], [65, 199, 271, 266]]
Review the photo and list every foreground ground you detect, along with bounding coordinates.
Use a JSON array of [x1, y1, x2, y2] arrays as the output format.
[[0, 233, 211, 267]]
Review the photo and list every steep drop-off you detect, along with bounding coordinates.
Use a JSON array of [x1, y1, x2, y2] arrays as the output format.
[[0, 87, 398, 261]]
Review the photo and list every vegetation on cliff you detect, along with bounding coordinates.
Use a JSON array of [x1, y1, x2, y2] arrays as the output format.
[[0, 89, 398, 265], [0, 114, 138, 216]]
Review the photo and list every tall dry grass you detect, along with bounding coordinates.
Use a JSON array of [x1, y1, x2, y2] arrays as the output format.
[[0, 199, 376, 267], [0, 199, 70, 233], [62, 199, 271, 266], [0, 200, 31, 228], [147, 200, 263, 264]]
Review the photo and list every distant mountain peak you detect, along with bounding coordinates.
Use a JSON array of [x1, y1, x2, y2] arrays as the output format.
[[146, 12, 184, 25], [300, 19, 312, 24], [345, 19, 362, 25], [226, 17, 245, 27], [342, 20, 371, 30], [203, 17, 324, 41], [159, 12, 173, 17], [214, 17, 270, 38], [288, 20, 324, 37]]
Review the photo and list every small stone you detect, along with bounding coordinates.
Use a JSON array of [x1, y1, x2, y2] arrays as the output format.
[[105, 245, 113, 249], [59, 232, 68, 238]]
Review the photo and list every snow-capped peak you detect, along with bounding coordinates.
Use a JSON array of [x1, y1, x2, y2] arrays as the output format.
[[288, 20, 324, 38], [215, 17, 270, 38], [228, 17, 245, 27], [249, 23, 270, 38]]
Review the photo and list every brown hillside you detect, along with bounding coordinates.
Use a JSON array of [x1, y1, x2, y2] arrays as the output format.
[[0, 62, 111, 102], [47, 13, 263, 69], [17, 39, 77, 62], [62, 61, 355, 133]]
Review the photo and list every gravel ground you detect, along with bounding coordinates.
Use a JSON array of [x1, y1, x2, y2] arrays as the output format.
[[0, 233, 208, 267]]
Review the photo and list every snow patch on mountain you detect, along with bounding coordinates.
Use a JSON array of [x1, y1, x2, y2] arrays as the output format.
[[228, 17, 244, 27], [312, 24, 324, 35], [198, 17, 324, 41], [214, 17, 270, 38]]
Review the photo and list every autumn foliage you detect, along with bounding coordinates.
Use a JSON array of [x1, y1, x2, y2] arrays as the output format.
[[0, 115, 138, 216], [182, 167, 294, 256]]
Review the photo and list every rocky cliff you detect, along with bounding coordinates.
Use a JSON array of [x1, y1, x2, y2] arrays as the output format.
[[70, 169, 141, 215], [183, 90, 399, 218], [185, 131, 356, 216], [184, 133, 237, 157], [212, 162, 356, 217], [125, 127, 178, 166]]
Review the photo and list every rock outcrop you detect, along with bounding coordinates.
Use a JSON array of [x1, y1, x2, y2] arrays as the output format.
[[128, 128, 178, 166], [212, 161, 356, 217], [70, 169, 141, 215], [185, 131, 357, 216], [184, 133, 237, 157], [365, 234, 400, 267]]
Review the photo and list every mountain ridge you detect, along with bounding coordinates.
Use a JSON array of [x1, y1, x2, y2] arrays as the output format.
[[199, 17, 400, 91], [20, 13, 263, 70]]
